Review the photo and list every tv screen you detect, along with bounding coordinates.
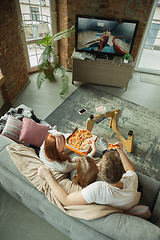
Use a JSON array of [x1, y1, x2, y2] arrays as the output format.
[[75, 15, 139, 58]]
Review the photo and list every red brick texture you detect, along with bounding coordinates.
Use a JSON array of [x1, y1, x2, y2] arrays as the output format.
[[0, 0, 29, 104], [56, 0, 155, 69]]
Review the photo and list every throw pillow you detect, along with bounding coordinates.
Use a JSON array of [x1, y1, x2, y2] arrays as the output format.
[[19, 118, 49, 147], [1, 116, 23, 142], [124, 205, 151, 219]]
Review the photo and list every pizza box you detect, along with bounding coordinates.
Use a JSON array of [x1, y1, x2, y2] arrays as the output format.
[[66, 127, 97, 155]]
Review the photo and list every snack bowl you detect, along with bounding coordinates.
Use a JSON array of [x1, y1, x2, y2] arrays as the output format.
[[95, 105, 106, 114]]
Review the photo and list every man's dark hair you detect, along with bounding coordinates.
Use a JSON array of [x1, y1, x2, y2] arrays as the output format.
[[100, 150, 124, 184]]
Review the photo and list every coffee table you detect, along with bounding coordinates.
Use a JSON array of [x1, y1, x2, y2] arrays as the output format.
[[79, 106, 148, 153]]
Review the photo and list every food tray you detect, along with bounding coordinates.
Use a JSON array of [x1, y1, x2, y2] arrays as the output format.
[[66, 127, 97, 155]]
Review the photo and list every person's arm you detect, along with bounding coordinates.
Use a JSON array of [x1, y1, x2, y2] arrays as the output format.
[[114, 142, 135, 172], [53, 161, 76, 174], [88, 140, 97, 157], [37, 166, 88, 206]]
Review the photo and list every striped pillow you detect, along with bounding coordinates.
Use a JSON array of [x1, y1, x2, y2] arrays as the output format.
[[2, 116, 22, 142], [124, 205, 151, 219]]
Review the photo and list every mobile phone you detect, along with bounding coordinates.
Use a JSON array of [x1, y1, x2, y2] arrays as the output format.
[[17, 108, 24, 114], [78, 108, 87, 115]]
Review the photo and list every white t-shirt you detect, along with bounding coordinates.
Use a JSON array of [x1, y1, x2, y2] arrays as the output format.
[[81, 171, 141, 210]]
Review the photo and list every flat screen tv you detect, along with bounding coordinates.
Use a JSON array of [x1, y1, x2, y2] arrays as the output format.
[[75, 14, 139, 59]]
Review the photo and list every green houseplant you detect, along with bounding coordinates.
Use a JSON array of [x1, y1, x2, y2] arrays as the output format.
[[123, 53, 132, 63], [36, 26, 75, 95]]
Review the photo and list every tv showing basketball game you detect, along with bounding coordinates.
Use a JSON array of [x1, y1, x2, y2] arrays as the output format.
[[75, 14, 139, 58]]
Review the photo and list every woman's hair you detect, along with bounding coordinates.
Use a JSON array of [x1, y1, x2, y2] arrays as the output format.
[[74, 156, 99, 188], [44, 133, 71, 163], [100, 150, 124, 184]]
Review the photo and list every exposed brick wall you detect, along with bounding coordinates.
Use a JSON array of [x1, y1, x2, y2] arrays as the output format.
[[56, 0, 155, 69], [0, 0, 29, 104], [56, 0, 70, 68]]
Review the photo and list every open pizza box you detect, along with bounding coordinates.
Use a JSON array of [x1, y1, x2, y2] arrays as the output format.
[[66, 127, 97, 155]]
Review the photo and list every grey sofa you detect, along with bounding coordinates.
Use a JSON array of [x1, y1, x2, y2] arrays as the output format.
[[1, 130, 160, 239]]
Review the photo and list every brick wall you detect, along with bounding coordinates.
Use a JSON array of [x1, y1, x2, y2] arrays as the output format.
[[57, 0, 155, 69], [56, 0, 70, 68], [0, 0, 29, 104]]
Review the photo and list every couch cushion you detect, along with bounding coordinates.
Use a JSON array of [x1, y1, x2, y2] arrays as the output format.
[[0, 134, 15, 151], [1, 116, 22, 143], [150, 191, 160, 227], [137, 172, 160, 212], [79, 212, 160, 240], [0, 139, 33, 187], [19, 118, 49, 147]]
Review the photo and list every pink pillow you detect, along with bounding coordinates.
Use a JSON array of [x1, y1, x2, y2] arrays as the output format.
[[124, 205, 151, 219], [19, 118, 49, 147]]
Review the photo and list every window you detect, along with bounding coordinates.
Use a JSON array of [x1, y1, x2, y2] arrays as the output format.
[[18, 0, 56, 72], [135, 2, 160, 74], [30, 7, 40, 21], [38, 0, 46, 6]]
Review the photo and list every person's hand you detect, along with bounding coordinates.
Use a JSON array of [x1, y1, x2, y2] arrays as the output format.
[[113, 142, 123, 153], [88, 139, 97, 151], [61, 150, 66, 154], [37, 166, 51, 180], [87, 139, 97, 157]]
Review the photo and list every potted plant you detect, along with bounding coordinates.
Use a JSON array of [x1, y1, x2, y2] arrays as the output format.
[[36, 26, 75, 95], [123, 53, 132, 64]]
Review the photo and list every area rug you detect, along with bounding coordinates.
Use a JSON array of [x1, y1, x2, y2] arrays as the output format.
[[140, 73, 160, 86], [45, 84, 160, 181]]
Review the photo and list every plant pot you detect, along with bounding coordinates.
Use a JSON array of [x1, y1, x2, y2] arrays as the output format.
[[124, 59, 128, 64], [43, 68, 55, 81]]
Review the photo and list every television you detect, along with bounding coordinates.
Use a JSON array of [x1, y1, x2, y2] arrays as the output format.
[[75, 14, 139, 59]]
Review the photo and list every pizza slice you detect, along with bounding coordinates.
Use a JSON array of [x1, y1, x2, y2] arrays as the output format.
[[68, 129, 92, 150], [108, 143, 118, 150]]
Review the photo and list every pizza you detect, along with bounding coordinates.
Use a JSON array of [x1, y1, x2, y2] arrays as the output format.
[[81, 139, 90, 149], [68, 129, 92, 150], [108, 143, 118, 150]]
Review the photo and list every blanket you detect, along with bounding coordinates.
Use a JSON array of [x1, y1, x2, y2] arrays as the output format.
[[0, 105, 51, 133], [7, 143, 122, 220]]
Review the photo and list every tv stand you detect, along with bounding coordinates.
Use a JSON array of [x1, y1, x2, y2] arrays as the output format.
[[72, 55, 134, 91], [107, 55, 114, 60], [96, 54, 113, 60]]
